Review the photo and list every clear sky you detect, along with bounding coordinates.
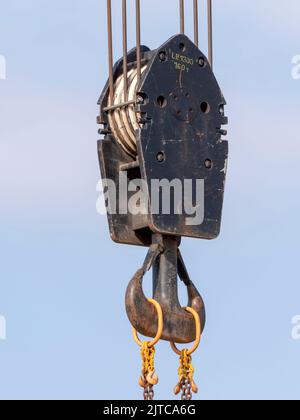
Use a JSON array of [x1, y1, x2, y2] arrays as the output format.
[[0, 0, 300, 400]]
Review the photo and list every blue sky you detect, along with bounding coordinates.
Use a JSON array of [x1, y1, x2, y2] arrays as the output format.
[[0, 0, 300, 400]]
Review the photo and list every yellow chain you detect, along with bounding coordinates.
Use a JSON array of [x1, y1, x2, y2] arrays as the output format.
[[174, 349, 198, 398], [138, 342, 159, 389], [132, 299, 163, 400], [132, 303, 201, 399], [171, 307, 201, 400]]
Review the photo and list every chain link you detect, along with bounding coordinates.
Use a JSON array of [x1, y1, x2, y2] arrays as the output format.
[[139, 342, 158, 400], [142, 374, 154, 400], [132, 298, 163, 401], [174, 349, 198, 400]]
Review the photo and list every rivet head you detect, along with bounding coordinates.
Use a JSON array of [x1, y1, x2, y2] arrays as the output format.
[[198, 57, 206, 67]]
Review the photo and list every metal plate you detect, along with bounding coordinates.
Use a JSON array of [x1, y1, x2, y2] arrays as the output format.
[[136, 34, 228, 240]]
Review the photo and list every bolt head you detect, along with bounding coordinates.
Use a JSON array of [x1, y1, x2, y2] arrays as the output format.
[[136, 95, 144, 104], [198, 57, 205, 67], [156, 152, 165, 163]]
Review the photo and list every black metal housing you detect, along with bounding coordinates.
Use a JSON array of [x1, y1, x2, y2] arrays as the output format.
[[98, 34, 228, 247]]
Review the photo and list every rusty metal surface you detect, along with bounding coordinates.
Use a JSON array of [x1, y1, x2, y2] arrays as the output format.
[[125, 235, 206, 344]]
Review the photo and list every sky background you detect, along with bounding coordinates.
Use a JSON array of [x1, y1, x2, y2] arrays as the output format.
[[0, 0, 300, 400]]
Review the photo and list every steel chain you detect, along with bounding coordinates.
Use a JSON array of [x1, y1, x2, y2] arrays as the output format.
[[174, 349, 198, 400]]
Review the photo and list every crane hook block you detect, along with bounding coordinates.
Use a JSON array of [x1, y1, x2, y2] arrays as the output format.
[[98, 34, 228, 247]]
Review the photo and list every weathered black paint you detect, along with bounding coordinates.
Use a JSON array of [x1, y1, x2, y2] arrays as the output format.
[[97, 34, 228, 343], [98, 35, 228, 245]]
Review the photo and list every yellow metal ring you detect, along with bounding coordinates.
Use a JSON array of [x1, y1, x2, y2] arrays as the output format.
[[170, 307, 201, 356], [133, 298, 163, 348]]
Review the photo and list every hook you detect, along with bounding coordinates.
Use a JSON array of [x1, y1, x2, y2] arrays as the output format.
[[125, 235, 206, 344], [146, 370, 159, 386]]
